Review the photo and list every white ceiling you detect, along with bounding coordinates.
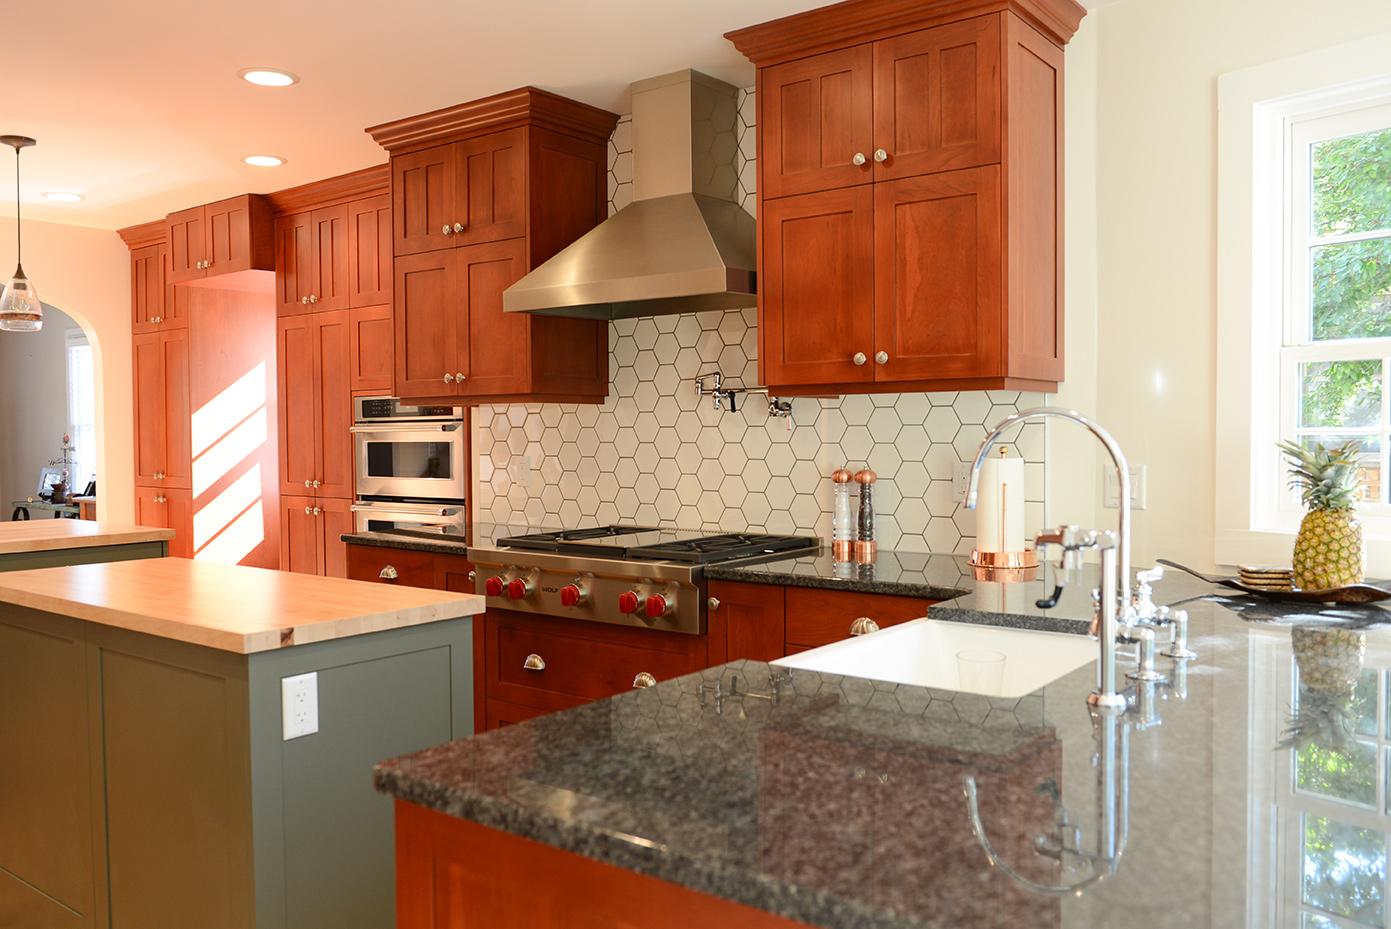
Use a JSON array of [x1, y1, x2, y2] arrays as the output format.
[[9, 0, 1111, 231]]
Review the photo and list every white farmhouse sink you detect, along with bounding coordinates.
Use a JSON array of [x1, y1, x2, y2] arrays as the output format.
[[772, 618, 1097, 698]]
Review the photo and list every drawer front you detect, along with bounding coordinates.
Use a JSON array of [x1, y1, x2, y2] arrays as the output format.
[[345, 544, 437, 588], [488, 613, 705, 709], [784, 587, 934, 648]]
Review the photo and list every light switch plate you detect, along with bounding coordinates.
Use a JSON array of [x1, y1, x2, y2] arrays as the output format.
[[1103, 463, 1148, 510], [282, 672, 319, 740]]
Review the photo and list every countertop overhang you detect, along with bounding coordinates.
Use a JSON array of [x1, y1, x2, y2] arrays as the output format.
[[0, 520, 174, 555], [0, 558, 485, 653]]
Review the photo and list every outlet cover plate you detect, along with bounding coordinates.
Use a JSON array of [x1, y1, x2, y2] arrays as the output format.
[[282, 672, 319, 740], [1103, 463, 1148, 510]]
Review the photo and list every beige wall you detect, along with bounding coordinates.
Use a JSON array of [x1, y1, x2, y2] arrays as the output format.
[[1076, 0, 1391, 570], [0, 304, 84, 506], [0, 218, 133, 524]]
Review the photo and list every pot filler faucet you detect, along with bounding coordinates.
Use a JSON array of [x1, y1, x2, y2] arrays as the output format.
[[964, 408, 1196, 709]]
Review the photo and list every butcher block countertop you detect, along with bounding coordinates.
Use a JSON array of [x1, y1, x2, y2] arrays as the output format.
[[0, 520, 174, 554], [0, 557, 484, 653]]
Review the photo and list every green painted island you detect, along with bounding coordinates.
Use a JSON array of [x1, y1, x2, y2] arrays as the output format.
[[0, 520, 173, 572], [0, 557, 483, 929]]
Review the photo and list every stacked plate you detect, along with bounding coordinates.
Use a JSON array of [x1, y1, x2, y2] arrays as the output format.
[[1238, 565, 1294, 592]]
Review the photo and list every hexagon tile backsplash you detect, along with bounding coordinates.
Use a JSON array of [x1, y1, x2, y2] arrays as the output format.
[[471, 88, 1047, 555]]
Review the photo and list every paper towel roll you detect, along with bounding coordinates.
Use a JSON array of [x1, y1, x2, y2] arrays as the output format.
[[975, 450, 1025, 553]]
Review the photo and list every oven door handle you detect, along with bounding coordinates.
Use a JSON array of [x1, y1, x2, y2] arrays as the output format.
[[351, 504, 460, 517], [350, 423, 461, 434]]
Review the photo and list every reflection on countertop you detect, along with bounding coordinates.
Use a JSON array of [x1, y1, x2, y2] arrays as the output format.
[[376, 586, 1391, 929]]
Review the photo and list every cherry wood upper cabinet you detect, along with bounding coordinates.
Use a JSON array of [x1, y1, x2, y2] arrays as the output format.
[[132, 329, 190, 490], [275, 211, 314, 315], [874, 166, 1002, 381], [130, 244, 164, 333], [349, 304, 395, 391], [727, 0, 1082, 394], [759, 45, 874, 199], [347, 195, 392, 307], [872, 16, 1002, 180], [309, 205, 350, 311], [368, 87, 618, 404], [392, 144, 455, 257], [277, 310, 354, 499], [166, 194, 274, 283], [760, 187, 875, 389]]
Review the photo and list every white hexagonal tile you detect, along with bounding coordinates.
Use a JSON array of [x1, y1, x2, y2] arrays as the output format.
[[674, 315, 702, 348], [696, 459, 725, 492], [954, 392, 992, 425], [789, 494, 821, 529], [895, 497, 930, 532], [789, 459, 822, 491], [615, 459, 640, 489], [634, 473, 660, 503], [925, 406, 960, 439], [654, 458, 681, 490], [928, 391, 959, 407], [576, 457, 601, 488], [675, 443, 702, 475], [742, 459, 771, 493], [697, 490, 724, 523], [742, 492, 772, 525], [676, 505, 702, 529], [924, 516, 961, 552], [867, 443, 902, 479], [675, 474, 703, 507], [952, 424, 987, 462], [719, 474, 747, 507], [615, 488, 640, 519], [925, 443, 957, 481], [765, 476, 795, 510], [766, 444, 796, 477]]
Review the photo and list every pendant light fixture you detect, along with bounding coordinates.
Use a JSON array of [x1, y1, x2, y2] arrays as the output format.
[[0, 135, 42, 332]]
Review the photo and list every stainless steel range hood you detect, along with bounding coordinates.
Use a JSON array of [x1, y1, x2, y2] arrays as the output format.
[[504, 70, 755, 321]]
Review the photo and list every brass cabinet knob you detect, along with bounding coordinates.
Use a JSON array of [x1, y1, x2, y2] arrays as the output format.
[[312, 480, 321, 489], [379, 565, 399, 580], [443, 373, 455, 383], [523, 653, 546, 671], [308, 294, 318, 304], [301, 296, 310, 304], [468, 570, 477, 582], [452, 222, 465, 234], [455, 372, 465, 383], [632, 672, 657, 689], [873, 149, 889, 163], [441, 224, 454, 235], [312, 506, 322, 516], [304, 479, 312, 487], [849, 617, 880, 636], [852, 152, 867, 166], [853, 352, 867, 366], [707, 596, 721, 610], [875, 351, 889, 365]]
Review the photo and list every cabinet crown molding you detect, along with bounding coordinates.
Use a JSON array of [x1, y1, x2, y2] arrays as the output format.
[[267, 164, 389, 215], [725, 0, 1086, 63], [365, 87, 619, 154], [118, 219, 166, 250]]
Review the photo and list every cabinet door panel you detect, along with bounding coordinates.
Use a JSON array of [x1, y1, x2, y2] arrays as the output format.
[[205, 195, 253, 274], [347, 194, 392, 307], [315, 311, 354, 499], [166, 206, 206, 282], [760, 45, 874, 199], [760, 188, 875, 389], [163, 489, 193, 558], [277, 315, 318, 496], [873, 17, 1002, 180], [159, 330, 192, 490], [393, 251, 458, 398], [318, 497, 353, 579], [280, 495, 322, 575], [457, 238, 528, 398], [162, 242, 190, 330], [131, 244, 164, 333], [392, 144, 455, 256], [873, 166, 1002, 381], [135, 485, 167, 529], [275, 212, 314, 316], [310, 204, 350, 311], [345, 545, 437, 588], [133, 333, 164, 486], [349, 305, 394, 391], [455, 129, 527, 246], [784, 587, 935, 649]]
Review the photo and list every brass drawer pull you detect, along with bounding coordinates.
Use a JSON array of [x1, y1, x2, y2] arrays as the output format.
[[523, 653, 546, 671], [849, 617, 880, 636], [379, 565, 399, 580], [632, 672, 657, 689]]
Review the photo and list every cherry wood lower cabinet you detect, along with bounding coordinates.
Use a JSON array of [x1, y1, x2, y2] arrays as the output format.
[[394, 802, 809, 929], [135, 487, 193, 558], [132, 328, 191, 489], [708, 579, 937, 655], [277, 310, 353, 499], [280, 496, 352, 578]]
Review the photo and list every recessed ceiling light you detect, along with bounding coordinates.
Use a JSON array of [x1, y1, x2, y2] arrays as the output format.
[[239, 68, 298, 87], [243, 154, 285, 167], [42, 192, 82, 203]]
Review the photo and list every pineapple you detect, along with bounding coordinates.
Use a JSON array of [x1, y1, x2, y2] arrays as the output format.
[[1277, 439, 1366, 590], [1279, 625, 1366, 752]]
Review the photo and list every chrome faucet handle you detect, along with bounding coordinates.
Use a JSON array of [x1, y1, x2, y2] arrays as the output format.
[[1128, 565, 1167, 622], [1160, 609, 1197, 660], [1125, 627, 1166, 683]]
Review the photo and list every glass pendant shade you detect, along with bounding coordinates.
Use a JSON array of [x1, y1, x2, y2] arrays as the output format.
[[0, 264, 41, 331]]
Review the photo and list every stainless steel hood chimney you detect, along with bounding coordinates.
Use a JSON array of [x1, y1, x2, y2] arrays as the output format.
[[503, 70, 755, 321]]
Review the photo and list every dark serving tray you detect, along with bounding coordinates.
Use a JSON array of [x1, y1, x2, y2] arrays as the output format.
[[1157, 559, 1391, 605]]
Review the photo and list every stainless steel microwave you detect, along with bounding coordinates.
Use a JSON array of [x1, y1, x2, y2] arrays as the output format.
[[351, 397, 466, 501]]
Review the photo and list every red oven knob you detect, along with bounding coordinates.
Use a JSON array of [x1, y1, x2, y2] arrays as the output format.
[[506, 578, 532, 600], [559, 584, 584, 607], [645, 594, 670, 619], [484, 576, 505, 597], [618, 591, 641, 614]]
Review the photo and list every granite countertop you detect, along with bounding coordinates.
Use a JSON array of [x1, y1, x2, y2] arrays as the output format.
[[0, 520, 174, 554], [707, 547, 975, 601], [376, 580, 1391, 928], [0, 558, 483, 653], [342, 521, 552, 556]]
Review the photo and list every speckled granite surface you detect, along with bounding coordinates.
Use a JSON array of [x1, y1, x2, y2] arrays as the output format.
[[375, 586, 1391, 928], [706, 548, 974, 601], [342, 522, 548, 556]]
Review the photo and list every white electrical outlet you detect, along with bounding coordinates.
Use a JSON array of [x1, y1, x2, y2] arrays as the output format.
[[1103, 463, 1148, 510], [952, 461, 971, 500], [282, 672, 319, 741]]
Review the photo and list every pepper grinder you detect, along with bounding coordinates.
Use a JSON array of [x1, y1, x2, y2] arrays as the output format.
[[854, 467, 877, 563]]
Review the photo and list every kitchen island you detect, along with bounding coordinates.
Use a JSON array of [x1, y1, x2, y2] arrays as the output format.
[[0, 557, 483, 929], [375, 576, 1391, 928], [0, 519, 173, 571]]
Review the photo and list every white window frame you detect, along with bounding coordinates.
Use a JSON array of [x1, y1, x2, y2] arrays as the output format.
[[1216, 32, 1391, 573], [65, 328, 96, 491]]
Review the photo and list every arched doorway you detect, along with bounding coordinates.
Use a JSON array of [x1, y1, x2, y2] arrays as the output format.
[[0, 302, 98, 516]]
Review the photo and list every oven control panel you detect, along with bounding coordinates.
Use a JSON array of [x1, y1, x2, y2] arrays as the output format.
[[473, 563, 701, 635]]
